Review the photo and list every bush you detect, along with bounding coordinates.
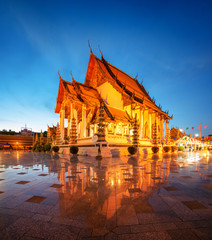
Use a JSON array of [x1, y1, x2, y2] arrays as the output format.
[[163, 146, 171, 153], [44, 143, 51, 152], [178, 146, 184, 151], [33, 141, 44, 152], [70, 146, 79, 155], [152, 146, 159, 153], [171, 146, 178, 152], [52, 146, 59, 153], [128, 146, 137, 155]]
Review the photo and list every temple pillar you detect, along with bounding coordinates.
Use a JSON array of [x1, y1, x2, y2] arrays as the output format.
[[139, 108, 144, 139], [166, 119, 169, 139], [74, 108, 78, 137], [161, 116, 164, 140], [60, 106, 65, 143], [148, 111, 152, 139], [67, 115, 70, 137], [94, 124, 97, 134], [81, 104, 86, 138]]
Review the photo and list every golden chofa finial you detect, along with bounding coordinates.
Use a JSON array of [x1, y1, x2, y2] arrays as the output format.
[[88, 40, 93, 53], [98, 45, 103, 59], [58, 71, 62, 80]]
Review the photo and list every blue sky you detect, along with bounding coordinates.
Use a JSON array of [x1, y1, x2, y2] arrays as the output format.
[[0, 0, 212, 136]]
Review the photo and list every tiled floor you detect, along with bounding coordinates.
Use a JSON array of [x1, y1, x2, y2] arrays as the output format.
[[0, 150, 211, 239]]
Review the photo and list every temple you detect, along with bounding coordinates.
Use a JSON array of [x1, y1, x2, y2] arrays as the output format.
[[51, 50, 172, 156]]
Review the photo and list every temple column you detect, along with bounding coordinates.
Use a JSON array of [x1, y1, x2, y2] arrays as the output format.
[[166, 119, 169, 138], [74, 108, 78, 137], [67, 115, 70, 138], [148, 110, 152, 139], [161, 116, 164, 140], [139, 108, 144, 139], [81, 104, 86, 138], [60, 106, 65, 143], [94, 124, 97, 134]]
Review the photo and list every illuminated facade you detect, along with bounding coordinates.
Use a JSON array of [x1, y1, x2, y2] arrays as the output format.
[[53, 51, 172, 154]]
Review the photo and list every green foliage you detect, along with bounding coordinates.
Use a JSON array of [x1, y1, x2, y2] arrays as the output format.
[[0, 129, 16, 135], [171, 146, 178, 152], [44, 143, 51, 152], [128, 146, 137, 155], [43, 131, 47, 137], [32, 141, 44, 152], [163, 146, 171, 153], [152, 146, 159, 153], [52, 146, 59, 153], [70, 146, 79, 155], [178, 146, 184, 151]]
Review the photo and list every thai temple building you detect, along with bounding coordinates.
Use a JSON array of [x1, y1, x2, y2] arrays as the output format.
[[50, 50, 172, 156]]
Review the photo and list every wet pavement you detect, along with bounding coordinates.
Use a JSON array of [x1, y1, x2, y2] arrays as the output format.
[[0, 150, 212, 240]]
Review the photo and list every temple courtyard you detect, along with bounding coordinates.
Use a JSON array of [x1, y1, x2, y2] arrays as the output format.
[[0, 151, 211, 240]]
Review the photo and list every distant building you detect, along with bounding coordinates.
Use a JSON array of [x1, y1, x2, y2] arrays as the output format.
[[170, 128, 184, 140]]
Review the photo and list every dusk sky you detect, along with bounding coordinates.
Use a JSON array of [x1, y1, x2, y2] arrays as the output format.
[[0, 0, 212, 136]]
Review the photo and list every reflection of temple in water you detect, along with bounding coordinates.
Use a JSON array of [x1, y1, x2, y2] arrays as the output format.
[[51, 155, 173, 223]]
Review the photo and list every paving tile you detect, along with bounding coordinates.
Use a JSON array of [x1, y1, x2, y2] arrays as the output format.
[[113, 225, 131, 234], [118, 233, 139, 240], [0, 191, 4, 194], [153, 222, 177, 231], [38, 174, 48, 176], [105, 232, 118, 240], [130, 224, 155, 233], [25, 196, 47, 204], [0, 179, 5, 181], [167, 229, 200, 240], [32, 169, 40, 171], [50, 184, 64, 188], [133, 202, 154, 213], [0, 171, 5, 173], [182, 201, 207, 210], [181, 176, 192, 179], [92, 227, 108, 236], [191, 228, 212, 240], [163, 186, 179, 191], [15, 181, 30, 185], [117, 205, 138, 226], [17, 172, 27, 175], [139, 231, 172, 240], [203, 184, 212, 189]]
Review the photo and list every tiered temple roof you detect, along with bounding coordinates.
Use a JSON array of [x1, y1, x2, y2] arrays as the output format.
[[55, 52, 172, 121]]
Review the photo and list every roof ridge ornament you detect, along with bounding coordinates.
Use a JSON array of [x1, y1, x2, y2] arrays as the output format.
[[58, 71, 62, 80], [98, 45, 103, 59], [88, 40, 93, 53], [134, 73, 138, 81], [70, 71, 75, 83]]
